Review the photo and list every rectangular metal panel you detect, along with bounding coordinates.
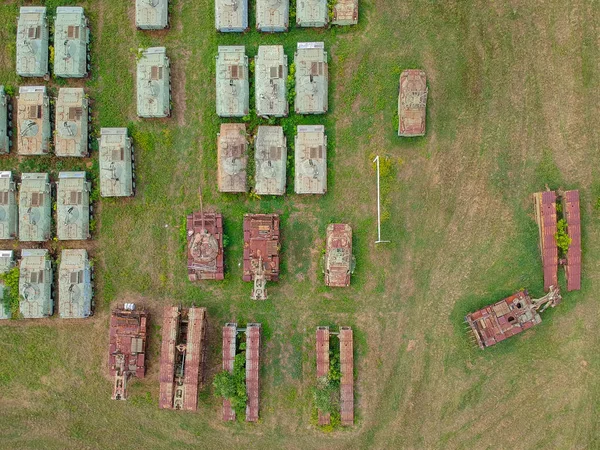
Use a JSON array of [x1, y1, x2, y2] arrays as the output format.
[[339, 327, 354, 426], [563, 190, 581, 291], [182, 307, 206, 411], [316, 327, 330, 426], [222, 323, 237, 421], [245, 323, 261, 422], [158, 306, 179, 409]]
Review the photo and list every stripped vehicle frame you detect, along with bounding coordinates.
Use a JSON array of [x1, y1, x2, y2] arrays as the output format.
[[243, 214, 280, 300]]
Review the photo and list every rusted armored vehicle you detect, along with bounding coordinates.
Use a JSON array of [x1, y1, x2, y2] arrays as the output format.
[[0, 250, 16, 320], [56, 171, 91, 241], [19, 173, 51, 242], [256, 0, 289, 32], [159, 306, 207, 411], [295, 125, 327, 194], [216, 46, 249, 117], [254, 126, 287, 196], [217, 123, 248, 193], [137, 47, 171, 118], [255, 45, 288, 118], [324, 224, 354, 287], [109, 303, 148, 400], [215, 0, 248, 32], [315, 326, 330, 425], [17, 86, 51, 155], [99, 128, 135, 197], [466, 287, 562, 349], [55, 88, 89, 157], [16, 6, 49, 78], [19, 249, 53, 319], [561, 190, 581, 291], [294, 42, 328, 115], [0, 86, 12, 154], [54, 7, 90, 78], [222, 322, 237, 421], [243, 214, 280, 300], [136, 0, 169, 30], [187, 210, 224, 281], [398, 70, 427, 137], [296, 0, 328, 27], [58, 249, 92, 319], [332, 0, 358, 25], [0, 171, 18, 240]]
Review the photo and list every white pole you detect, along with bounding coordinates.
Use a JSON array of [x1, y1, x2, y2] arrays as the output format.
[[373, 155, 390, 244]]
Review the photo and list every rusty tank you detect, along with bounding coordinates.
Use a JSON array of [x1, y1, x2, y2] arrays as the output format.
[[324, 223, 355, 287], [186, 210, 224, 281], [243, 214, 280, 300], [398, 69, 427, 137]]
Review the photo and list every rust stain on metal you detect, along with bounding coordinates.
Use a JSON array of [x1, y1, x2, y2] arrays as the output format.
[[324, 223, 353, 287], [217, 123, 248, 193], [222, 323, 237, 421], [243, 214, 280, 299], [316, 326, 331, 426], [245, 323, 261, 423], [187, 211, 224, 281], [398, 69, 427, 137], [533, 191, 558, 291], [562, 190, 581, 291], [339, 326, 354, 426]]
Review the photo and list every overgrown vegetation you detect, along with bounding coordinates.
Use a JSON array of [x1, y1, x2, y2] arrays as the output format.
[[0, 267, 20, 318], [555, 218, 572, 255], [213, 343, 247, 419], [312, 335, 342, 431]]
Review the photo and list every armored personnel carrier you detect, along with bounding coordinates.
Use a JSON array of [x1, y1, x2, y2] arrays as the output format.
[[0, 250, 16, 320], [254, 126, 287, 196], [56, 172, 91, 241], [187, 210, 224, 281], [109, 303, 148, 400], [294, 125, 327, 194], [99, 128, 135, 197], [294, 42, 328, 115], [215, 0, 248, 32], [255, 45, 288, 118], [332, 0, 358, 25], [55, 88, 89, 157], [19, 249, 53, 319], [256, 0, 289, 32], [17, 86, 51, 155], [54, 7, 90, 78], [398, 69, 427, 137], [0, 86, 12, 154], [243, 214, 280, 300], [19, 173, 51, 242], [159, 306, 208, 411], [136, 0, 169, 30], [324, 223, 354, 287], [137, 47, 171, 118], [216, 46, 249, 117], [58, 249, 92, 319], [0, 171, 18, 240], [217, 123, 248, 193], [16, 6, 49, 78], [297, 0, 328, 27]]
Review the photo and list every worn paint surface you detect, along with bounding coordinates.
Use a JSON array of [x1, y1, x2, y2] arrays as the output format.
[[17, 86, 50, 155], [332, 0, 358, 25], [19, 249, 53, 318], [325, 223, 353, 287], [294, 125, 327, 194], [255, 45, 288, 117], [316, 326, 330, 425], [534, 191, 558, 291], [136, 0, 168, 30], [54, 7, 89, 78], [254, 126, 287, 196], [398, 69, 427, 137], [0, 171, 18, 240], [16, 6, 49, 77], [217, 123, 248, 192], [256, 0, 289, 32], [57, 171, 91, 241], [245, 323, 261, 422], [297, 0, 327, 27], [216, 46, 249, 117], [187, 212, 224, 280], [339, 327, 354, 426], [58, 249, 92, 319], [55, 88, 89, 157], [222, 323, 237, 421], [215, 0, 248, 32], [98, 128, 134, 197], [0, 86, 11, 154], [243, 214, 280, 282], [294, 42, 328, 114], [137, 47, 171, 118], [19, 172, 51, 242], [562, 190, 581, 291]]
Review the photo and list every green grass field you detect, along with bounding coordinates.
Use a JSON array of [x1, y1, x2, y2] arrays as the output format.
[[1, 0, 600, 448]]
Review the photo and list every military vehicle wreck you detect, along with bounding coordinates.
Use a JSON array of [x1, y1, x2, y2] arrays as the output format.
[[561, 191, 581, 291], [99, 128, 135, 197], [56, 171, 91, 241], [297, 0, 328, 27], [0, 171, 18, 240], [55, 88, 89, 157], [215, 0, 248, 32], [0, 86, 12, 154], [398, 69, 427, 137], [109, 303, 148, 400], [137, 47, 171, 118], [332, 0, 359, 25], [19, 173, 51, 242], [295, 125, 327, 194], [58, 249, 92, 319], [54, 7, 90, 78], [255, 45, 288, 117], [243, 214, 280, 300], [254, 126, 287, 196], [324, 224, 354, 287], [187, 209, 224, 281], [0, 250, 15, 320], [19, 249, 53, 319], [136, 0, 169, 30], [216, 46, 249, 117], [217, 123, 248, 193], [17, 86, 51, 155], [294, 42, 328, 115], [159, 306, 207, 411], [256, 0, 289, 32], [16, 6, 49, 78]]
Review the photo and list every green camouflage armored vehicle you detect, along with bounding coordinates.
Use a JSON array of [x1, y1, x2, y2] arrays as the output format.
[[256, 0, 289, 32], [0, 172, 18, 240], [99, 128, 135, 197], [19, 249, 53, 319], [136, 0, 169, 30], [215, 0, 248, 32], [19, 173, 51, 242], [216, 46, 249, 117], [0, 250, 16, 320], [56, 172, 91, 241], [54, 7, 90, 78], [217, 123, 248, 193], [294, 42, 328, 115], [58, 249, 92, 319], [137, 47, 171, 118], [17, 86, 51, 155], [255, 45, 288, 118], [332, 0, 358, 25], [254, 126, 287, 196], [296, 0, 328, 27], [0, 86, 12, 154], [16, 6, 49, 78], [294, 125, 327, 194], [55, 88, 89, 157]]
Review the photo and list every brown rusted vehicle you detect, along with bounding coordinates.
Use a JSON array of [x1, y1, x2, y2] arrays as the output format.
[[339, 326, 354, 426], [398, 69, 427, 137], [316, 326, 330, 425], [108, 304, 148, 400], [187, 211, 224, 281], [243, 214, 280, 300], [159, 306, 207, 411], [245, 323, 261, 422], [561, 190, 581, 291], [324, 223, 354, 287], [533, 191, 558, 291], [222, 322, 237, 421]]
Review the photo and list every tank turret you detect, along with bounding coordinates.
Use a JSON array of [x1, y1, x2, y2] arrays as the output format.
[[136, 0, 168, 30], [255, 45, 288, 118], [19, 249, 53, 318], [398, 69, 427, 137], [56, 171, 91, 241], [324, 223, 354, 287], [17, 86, 51, 155], [16, 6, 49, 78], [54, 7, 90, 78], [294, 125, 327, 194], [19, 173, 51, 242], [99, 128, 135, 197], [58, 249, 92, 319], [55, 88, 89, 157], [254, 126, 287, 196], [187, 210, 224, 281], [0, 171, 18, 240], [137, 47, 171, 118], [294, 42, 328, 115]]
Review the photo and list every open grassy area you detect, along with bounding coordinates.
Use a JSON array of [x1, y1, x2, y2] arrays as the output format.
[[1, 0, 600, 448]]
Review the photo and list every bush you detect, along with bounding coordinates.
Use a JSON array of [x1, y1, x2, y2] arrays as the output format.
[[213, 351, 247, 418], [555, 219, 572, 255], [0, 267, 20, 318]]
